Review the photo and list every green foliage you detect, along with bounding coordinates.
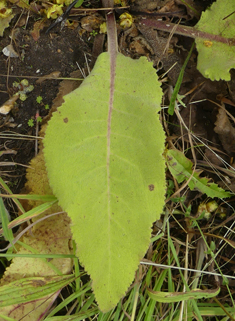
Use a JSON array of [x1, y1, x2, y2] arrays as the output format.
[[0, 0, 14, 37], [166, 149, 231, 198], [195, 0, 235, 81], [13, 79, 34, 100], [90, 30, 98, 37], [27, 119, 34, 127], [74, 0, 84, 8], [44, 52, 165, 311], [36, 95, 43, 104]]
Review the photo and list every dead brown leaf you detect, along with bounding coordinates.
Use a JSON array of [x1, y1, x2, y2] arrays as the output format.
[[36, 71, 61, 84], [214, 107, 235, 155], [30, 18, 47, 41]]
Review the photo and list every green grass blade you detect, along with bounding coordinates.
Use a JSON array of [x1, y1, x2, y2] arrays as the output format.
[[0, 253, 75, 258], [0, 193, 57, 201], [5, 200, 57, 230], [0, 197, 14, 244], [0, 275, 75, 307], [45, 309, 98, 321], [167, 228, 204, 321], [46, 286, 92, 318], [0, 177, 25, 213], [0, 315, 15, 321], [168, 42, 194, 115]]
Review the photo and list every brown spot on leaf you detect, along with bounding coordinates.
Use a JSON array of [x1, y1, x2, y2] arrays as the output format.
[[32, 280, 46, 287], [63, 117, 68, 123], [148, 184, 154, 191]]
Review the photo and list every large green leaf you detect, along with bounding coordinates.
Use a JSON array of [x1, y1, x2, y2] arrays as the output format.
[[44, 52, 165, 311], [195, 0, 235, 81]]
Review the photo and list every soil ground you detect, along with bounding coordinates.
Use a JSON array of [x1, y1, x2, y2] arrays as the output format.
[[0, 13, 92, 197]]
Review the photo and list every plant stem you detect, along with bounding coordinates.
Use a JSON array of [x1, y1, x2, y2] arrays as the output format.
[[138, 18, 235, 46], [102, 0, 118, 54]]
